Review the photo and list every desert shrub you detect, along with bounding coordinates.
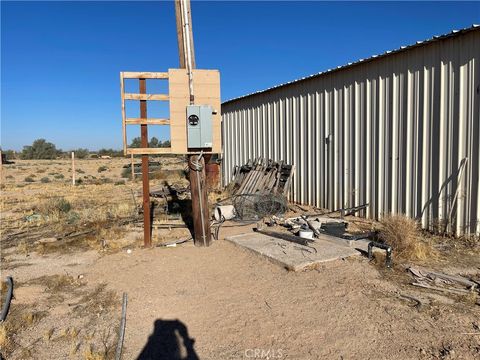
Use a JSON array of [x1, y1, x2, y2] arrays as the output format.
[[121, 167, 133, 179], [37, 168, 46, 174], [97, 166, 108, 173], [6, 175, 13, 179], [54, 174, 64, 179], [24, 176, 35, 183], [73, 148, 89, 159], [76, 178, 83, 185], [76, 169, 85, 174], [66, 211, 80, 224], [40, 177, 50, 183], [114, 180, 125, 186], [39, 197, 72, 215], [378, 215, 431, 261]]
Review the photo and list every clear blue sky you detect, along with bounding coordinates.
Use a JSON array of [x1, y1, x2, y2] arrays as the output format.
[[1, 1, 479, 151]]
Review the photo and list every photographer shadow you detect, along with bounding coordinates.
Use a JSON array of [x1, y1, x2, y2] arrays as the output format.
[[137, 319, 199, 360]]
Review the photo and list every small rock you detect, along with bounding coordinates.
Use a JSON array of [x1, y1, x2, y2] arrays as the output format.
[[77, 274, 84, 280], [126, 249, 132, 254]]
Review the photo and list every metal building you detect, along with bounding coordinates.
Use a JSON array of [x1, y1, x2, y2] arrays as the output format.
[[221, 25, 480, 236]]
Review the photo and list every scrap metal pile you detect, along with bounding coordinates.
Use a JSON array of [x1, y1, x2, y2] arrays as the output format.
[[265, 204, 374, 243], [231, 158, 294, 196], [227, 158, 295, 220]]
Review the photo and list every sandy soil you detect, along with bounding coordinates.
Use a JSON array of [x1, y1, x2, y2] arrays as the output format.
[[1, 159, 479, 360]]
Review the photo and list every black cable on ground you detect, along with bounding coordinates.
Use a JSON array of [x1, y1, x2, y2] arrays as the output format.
[[0, 276, 13, 322]]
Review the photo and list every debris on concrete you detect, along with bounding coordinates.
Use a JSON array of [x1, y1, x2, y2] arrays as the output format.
[[226, 232, 361, 271]]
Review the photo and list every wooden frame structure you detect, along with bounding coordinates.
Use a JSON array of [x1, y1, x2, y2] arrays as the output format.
[[120, 68, 221, 156]]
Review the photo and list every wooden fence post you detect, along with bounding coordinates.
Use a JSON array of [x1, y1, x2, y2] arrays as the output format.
[[71, 152, 75, 186]]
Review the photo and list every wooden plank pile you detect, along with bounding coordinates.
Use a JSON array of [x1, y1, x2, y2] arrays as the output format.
[[231, 158, 295, 196]]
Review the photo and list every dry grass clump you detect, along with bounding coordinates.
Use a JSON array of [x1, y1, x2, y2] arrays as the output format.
[[28, 274, 80, 293], [0, 324, 11, 351], [84, 345, 108, 360], [72, 284, 119, 318], [378, 214, 432, 261], [22, 310, 48, 325], [37, 197, 72, 218]]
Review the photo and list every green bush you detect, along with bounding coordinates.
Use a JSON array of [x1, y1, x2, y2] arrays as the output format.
[[76, 169, 85, 174], [97, 166, 108, 173], [121, 167, 133, 179], [20, 139, 60, 160], [24, 176, 35, 182], [40, 177, 50, 183], [54, 174, 65, 179]]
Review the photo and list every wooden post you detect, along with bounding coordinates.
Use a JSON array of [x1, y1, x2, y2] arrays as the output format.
[[131, 154, 135, 181], [140, 79, 151, 247], [0, 150, 3, 185], [188, 155, 211, 246], [71, 152, 75, 186], [176, 0, 211, 246]]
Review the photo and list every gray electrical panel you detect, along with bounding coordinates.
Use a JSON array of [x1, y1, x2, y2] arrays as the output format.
[[187, 105, 213, 149]]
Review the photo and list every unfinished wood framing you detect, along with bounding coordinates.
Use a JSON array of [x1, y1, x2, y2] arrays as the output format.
[[120, 68, 221, 155]]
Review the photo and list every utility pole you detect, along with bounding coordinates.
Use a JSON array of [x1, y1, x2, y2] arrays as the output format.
[[175, 0, 211, 246]]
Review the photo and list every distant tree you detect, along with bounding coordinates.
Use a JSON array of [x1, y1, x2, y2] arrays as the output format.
[[20, 139, 60, 159], [130, 137, 142, 148], [149, 137, 159, 148], [130, 136, 167, 148], [0, 149, 17, 159], [160, 140, 171, 148], [73, 148, 90, 159]]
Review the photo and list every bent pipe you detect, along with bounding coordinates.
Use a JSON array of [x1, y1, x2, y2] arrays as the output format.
[[368, 242, 393, 268], [0, 276, 13, 322]]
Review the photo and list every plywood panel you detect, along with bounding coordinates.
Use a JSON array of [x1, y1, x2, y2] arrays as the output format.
[[121, 68, 221, 155], [168, 68, 221, 154]]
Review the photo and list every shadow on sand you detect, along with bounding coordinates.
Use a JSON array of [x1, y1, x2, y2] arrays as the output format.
[[137, 319, 199, 360]]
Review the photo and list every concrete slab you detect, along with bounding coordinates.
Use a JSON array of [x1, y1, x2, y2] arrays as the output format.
[[225, 232, 362, 271]]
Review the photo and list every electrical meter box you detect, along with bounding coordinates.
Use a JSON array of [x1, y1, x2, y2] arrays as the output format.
[[187, 105, 213, 149]]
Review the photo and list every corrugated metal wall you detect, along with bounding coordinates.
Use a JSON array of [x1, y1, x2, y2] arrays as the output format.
[[221, 29, 480, 236]]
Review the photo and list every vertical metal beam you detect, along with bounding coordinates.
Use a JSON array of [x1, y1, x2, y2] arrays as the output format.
[[140, 79, 151, 247], [131, 154, 135, 181]]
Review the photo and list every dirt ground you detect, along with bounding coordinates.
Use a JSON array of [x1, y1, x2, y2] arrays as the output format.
[[1, 159, 480, 359]]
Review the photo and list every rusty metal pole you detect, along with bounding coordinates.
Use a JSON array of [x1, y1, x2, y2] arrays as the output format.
[[0, 150, 3, 185], [131, 154, 135, 181], [140, 79, 151, 247]]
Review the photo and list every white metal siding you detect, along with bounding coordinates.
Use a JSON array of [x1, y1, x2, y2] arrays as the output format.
[[222, 30, 480, 236]]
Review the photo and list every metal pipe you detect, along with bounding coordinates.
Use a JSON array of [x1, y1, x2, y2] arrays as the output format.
[[115, 292, 128, 360], [368, 241, 392, 268], [0, 276, 13, 322]]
